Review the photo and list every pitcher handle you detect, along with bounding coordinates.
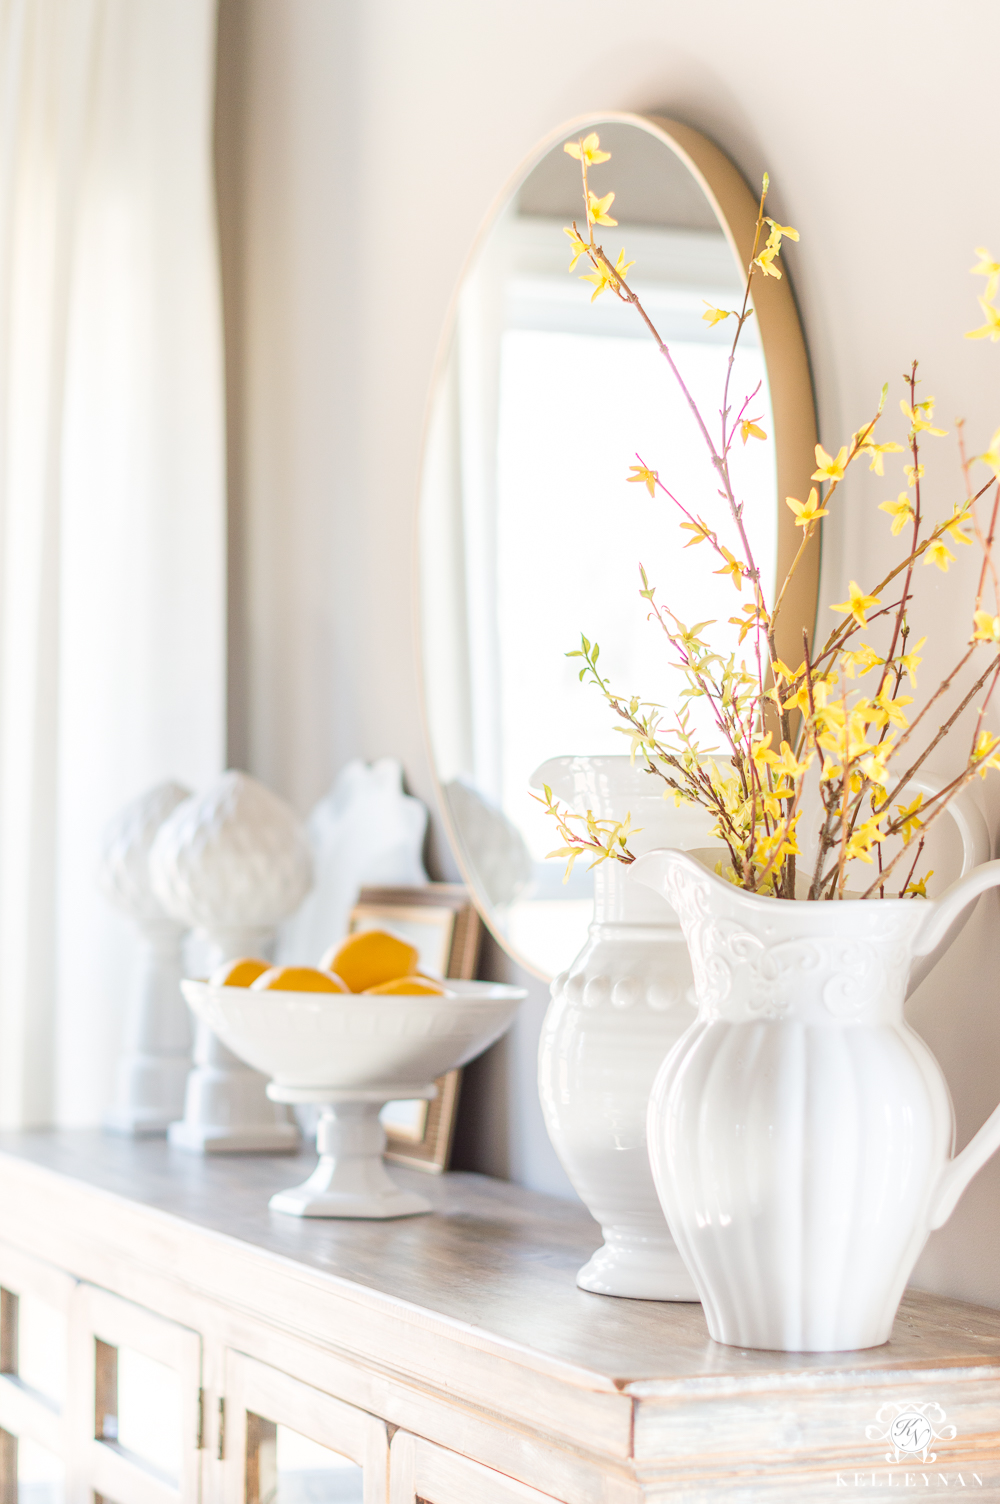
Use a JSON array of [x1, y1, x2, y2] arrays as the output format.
[[904, 776, 992, 997], [916, 859, 1000, 1227], [906, 856, 1000, 1228]]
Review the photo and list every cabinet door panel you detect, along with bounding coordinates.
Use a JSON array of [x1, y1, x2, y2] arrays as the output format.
[[0, 1245, 76, 1504], [224, 1352, 387, 1504], [389, 1432, 565, 1504], [72, 1285, 201, 1504]]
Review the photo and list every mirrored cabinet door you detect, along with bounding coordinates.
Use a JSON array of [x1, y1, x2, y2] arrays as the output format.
[[388, 1432, 560, 1504], [73, 1285, 201, 1504], [223, 1354, 386, 1504], [0, 1246, 75, 1504]]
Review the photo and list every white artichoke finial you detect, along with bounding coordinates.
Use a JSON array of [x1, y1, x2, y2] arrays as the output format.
[[149, 771, 312, 933], [98, 781, 193, 925]]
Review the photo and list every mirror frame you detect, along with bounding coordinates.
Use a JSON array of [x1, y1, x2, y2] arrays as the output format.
[[416, 111, 819, 978]]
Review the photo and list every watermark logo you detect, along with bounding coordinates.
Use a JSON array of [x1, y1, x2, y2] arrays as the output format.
[[866, 1402, 957, 1464], [835, 1401, 987, 1487]]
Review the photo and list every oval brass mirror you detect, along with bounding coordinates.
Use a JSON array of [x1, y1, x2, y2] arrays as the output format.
[[418, 113, 818, 979]]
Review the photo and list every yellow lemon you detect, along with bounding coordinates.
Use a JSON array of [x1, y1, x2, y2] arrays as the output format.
[[321, 930, 419, 993], [251, 966, 348, 993], [210, 957, 271, 988], [363, 976, 446, 996]]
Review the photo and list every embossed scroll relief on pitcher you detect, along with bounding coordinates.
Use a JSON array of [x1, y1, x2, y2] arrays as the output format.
[[418, 115, 817, 982]]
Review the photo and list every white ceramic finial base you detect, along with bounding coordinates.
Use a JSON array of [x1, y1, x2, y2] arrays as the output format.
[[168, 925, 300, 1155], [167, 1022, 301, 1152], [266, 1085, 434, 1219], [104, 1059, 193, 1137], [99, 784, 196, 1137], [104, 920, 193, 1136]]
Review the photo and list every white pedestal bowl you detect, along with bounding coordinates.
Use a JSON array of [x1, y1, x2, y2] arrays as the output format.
[[181, 979, 525, 1218]]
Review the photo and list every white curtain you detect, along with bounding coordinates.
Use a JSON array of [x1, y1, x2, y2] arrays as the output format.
[[0, 0, 225, 1127]]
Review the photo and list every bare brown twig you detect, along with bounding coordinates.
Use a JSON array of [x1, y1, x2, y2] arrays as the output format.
[[555, 137, 1000, 902]]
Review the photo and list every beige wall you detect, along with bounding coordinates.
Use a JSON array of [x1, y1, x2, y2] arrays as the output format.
[[216, 0, 1000, 1304]]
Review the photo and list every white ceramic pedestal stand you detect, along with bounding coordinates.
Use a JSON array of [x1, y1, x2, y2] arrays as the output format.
[[150, 772, 313, 1155], [168, 923, 302, 1154], [99, 782, 194, 1136], [266, 1083, 436, 1218], [104, 917, 193, 1135]]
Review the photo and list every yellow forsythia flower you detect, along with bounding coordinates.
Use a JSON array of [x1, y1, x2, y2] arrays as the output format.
[[587, 190, 617, 227], [879, 494, 914, 535], [978, 428, 1000, 478], [965, 300, 1000, 342], [895, 793, 924, 845], [971, 247, 1000, 301], [973, 610, 1000, 643], [923, 539, 955, 572], [841, 644, 883, 678], [831, 581, 881, 627], [860, 439, 904, 475], [563, 133, 611, 165], [563, 226, 589, 270], [896, 637, 926, 687], [628, 464, 658, 497], [785, 488, 827, 527], [580, 247, 633, 301], [900, 399, 947, 437], [974, 730, 1000, 777], [713, 546, 745, 590], [812, 444, 849, 483], [702, 302, 731, 327]]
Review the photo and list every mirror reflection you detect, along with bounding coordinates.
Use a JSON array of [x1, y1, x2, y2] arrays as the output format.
[[251, 1421, 364, 1504], [15, 1437, 64, 1504], [115, 1346, 181, 1480], [421, 120, 780, 977], [15, 1294, 66, 1407]]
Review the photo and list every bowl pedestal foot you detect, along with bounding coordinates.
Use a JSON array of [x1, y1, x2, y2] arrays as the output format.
[[267, 1087, 435, 1219]]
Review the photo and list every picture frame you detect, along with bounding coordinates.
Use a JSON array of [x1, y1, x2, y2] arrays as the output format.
[[347, 883, 482, 1173]]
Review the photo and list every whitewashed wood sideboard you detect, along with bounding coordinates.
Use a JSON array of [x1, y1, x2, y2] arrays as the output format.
[[0, 1134, 998, 1504]]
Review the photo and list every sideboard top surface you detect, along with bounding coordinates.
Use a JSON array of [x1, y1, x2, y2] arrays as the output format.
[[1, 1130, 999, 1396]]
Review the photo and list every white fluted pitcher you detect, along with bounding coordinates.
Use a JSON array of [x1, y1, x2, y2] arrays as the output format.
[[634, 793, 1000, 1352]]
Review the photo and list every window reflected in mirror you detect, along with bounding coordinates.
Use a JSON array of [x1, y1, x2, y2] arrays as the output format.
[[16, 1294, 66, 1408], [247, 1417, 363, 1504], [421, 119, 790, 977], [0, 1432, 65, 1504], [96, 1340, 181, 1483]]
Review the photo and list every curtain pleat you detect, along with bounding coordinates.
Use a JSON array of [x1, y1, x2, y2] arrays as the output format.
[[0, 0, 225, 1127]]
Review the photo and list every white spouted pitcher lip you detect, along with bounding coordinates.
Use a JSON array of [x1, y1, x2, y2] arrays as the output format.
[[641, 845, 935, 911], [634, 845, 1000, 981]]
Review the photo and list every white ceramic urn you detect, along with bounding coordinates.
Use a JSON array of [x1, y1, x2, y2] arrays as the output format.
[[533, 755, 716, 1300]]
